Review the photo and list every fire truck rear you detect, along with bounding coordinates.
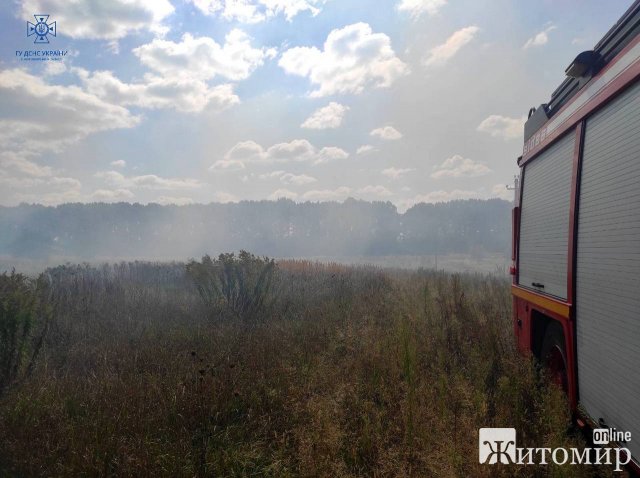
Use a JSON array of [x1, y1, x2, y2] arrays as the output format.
[[512, 1, 640, 471]]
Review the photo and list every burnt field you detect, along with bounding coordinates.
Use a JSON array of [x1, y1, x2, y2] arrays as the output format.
[[0, 255, 621, 477]]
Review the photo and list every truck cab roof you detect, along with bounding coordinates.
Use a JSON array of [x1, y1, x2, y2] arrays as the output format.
[[524, 0, 640, 142]]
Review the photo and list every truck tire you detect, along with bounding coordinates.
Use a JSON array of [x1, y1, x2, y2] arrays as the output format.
[[540, 321, 568, 393]]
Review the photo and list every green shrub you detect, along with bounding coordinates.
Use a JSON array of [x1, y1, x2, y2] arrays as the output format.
[[0, 272, 50, 394], [186, 251, 277, 323]]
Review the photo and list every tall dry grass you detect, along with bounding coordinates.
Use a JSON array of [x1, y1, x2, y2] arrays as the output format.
[[0, 260, 621, 477]]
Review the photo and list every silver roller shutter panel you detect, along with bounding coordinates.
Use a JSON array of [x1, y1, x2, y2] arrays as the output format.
[[518, 131, 574, 299], [577, 80, 640, 461]]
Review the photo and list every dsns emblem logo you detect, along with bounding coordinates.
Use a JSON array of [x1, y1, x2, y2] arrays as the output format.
[[479, 428, 517, 464], [27, 15, 56, 44]]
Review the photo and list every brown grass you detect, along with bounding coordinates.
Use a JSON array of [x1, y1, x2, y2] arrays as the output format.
[[0, 261, 622, 477]]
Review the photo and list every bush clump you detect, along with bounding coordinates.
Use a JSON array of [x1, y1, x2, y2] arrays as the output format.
[[186, 251, 277, 323], [0, 271, 50, 394]]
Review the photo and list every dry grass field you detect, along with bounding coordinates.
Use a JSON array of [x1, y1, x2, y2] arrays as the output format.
[[0, 255, 621, 477]]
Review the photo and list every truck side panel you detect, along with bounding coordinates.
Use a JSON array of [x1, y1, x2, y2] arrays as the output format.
[[518, 132, 574, 299], [576, 79, 640, 462]]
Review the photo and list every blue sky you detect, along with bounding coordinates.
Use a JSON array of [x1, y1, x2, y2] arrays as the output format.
[[0, 0, 632, 210]]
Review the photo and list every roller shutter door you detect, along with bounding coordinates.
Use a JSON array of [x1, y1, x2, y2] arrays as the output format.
[[518, 131, 574, 299], [577, 80, 640, 461]]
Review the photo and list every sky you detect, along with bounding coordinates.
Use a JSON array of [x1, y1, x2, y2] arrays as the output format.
[[0, 0, 632, 211]]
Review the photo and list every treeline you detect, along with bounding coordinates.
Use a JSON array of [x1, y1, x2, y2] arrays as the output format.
[[0, 198, 511, 259]]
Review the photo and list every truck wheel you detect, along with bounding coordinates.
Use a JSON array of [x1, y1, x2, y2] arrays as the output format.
[[540, 322, 568, 393]]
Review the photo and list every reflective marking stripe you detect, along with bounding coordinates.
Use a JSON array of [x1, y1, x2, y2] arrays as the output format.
[[511, 285, 570, 318]]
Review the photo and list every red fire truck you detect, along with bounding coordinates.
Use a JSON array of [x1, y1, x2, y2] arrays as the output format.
[[512, 1, 640, 470]]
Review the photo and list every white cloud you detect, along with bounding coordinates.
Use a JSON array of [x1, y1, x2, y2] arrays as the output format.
[[49, 177, 82, 189], [397, 0, 446, 18], [301, 102, 349, 129], [133, 31, 273, 82], [0, 170, 84, 206], [209, 159, 247, 171], [314, 147, 349, 165], [491, 183, 512, 201], [110, 160, 126, 168], [10, 189, 84, 206], [356, 145, 376, 155], [189, 0, 324, 23], [268, 188, 299, 200], [0, 153, 52, 178], [279, 23, 409, 97], [280, 173, 317, 185], [224, 141, 267, 163], [0, 149, 87, 206], [302, 186, 352, 201], [0, 175, 81, 191], [370, 126, 403, 140], [523, 24, 556, 49], [382, 167, 414, 179], [91, 189, 135, 202], [268, 139, 317, 162], [259, 170, 286, 180], [399, 189, 478, 211], [217, 139, 349, 168], [44, 62, 67, 76], [73, 31, 263, 114], [154, 196, 196, 206], [261, 171, 317, 185], [213, 191, 238, 203], [132, 175, 201, 190], [424, 26, 479, 68], [77, 69, 239, 113], [21, 0, 174, 40], [431, 155, 491, 179], [357, 185, 393, 197], [477, 115, 525, 140], [189, 0, 261, 22], [261, 0, 324, 20], [0, 121, 47, 153], [95, 171, 201, 190], [0, 69, 139, 156]]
